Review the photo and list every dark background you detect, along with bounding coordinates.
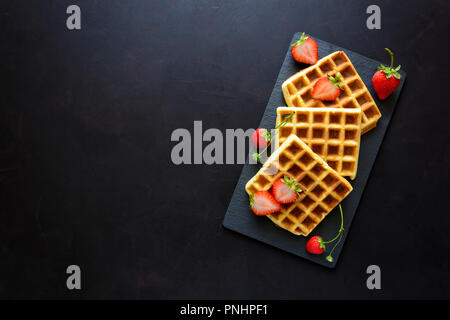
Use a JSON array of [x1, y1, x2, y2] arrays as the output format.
[[0, 0, 448, 299]]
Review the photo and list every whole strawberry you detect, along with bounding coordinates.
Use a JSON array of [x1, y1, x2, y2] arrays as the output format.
[[251, 112, 294, 163], [305, 204, 345, 263], [372, 48, 401, 100], [252, 128, 271, 150], [306, 236, 325, 255]]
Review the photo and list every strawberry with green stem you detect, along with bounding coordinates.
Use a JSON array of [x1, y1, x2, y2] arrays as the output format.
[[305, 204, 345, 263], [252, 128, 271, 150], [372, 48, 402, 100], [252, 112, 294, 163]]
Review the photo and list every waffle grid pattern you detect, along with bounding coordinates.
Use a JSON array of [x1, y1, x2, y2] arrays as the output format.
[[245, 135, 353, 236], [276, 107, 361, 179], [281, 51, 381, 134]]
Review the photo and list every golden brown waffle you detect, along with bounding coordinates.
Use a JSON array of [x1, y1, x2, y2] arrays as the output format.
[[276, 107, 361, 179], [281, 51, 381, 134], [245, 135, 353, 236]]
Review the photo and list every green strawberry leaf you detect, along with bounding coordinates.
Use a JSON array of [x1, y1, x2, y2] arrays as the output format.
[[281, 175, 302, 197], [249, 193, 254, 208], [327, 73, 343, 89], [317, 237, 326, 250], [291, 32, 309, 48], [378, 48, 402, 79]]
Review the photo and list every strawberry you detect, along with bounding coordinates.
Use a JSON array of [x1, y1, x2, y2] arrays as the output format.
[[372, 48, 401, 100], [272, 176, 302, 204], [306, 236, 325, 255], [311, 74, 342, 101], [252, 112, 295, 163], [291, 32, 318, 64], [249, 191, 281, 216], [305, 204, 345, 263], [252, 128, 271, 149]]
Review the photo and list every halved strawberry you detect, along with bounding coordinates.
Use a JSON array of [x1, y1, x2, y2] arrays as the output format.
[[291, 32, 318, 65], [272, 176, 302, 204], [311, 74, 342, 101], [249, 191, 281, 216]]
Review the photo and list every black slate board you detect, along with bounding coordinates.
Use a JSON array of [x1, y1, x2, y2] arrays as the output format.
[[222, 32, 406, 268]]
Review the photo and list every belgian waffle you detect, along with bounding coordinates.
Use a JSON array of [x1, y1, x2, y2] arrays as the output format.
[[276, 107, 361, 179], [281, 51, 381, 134], [245, 135, 353, 236]]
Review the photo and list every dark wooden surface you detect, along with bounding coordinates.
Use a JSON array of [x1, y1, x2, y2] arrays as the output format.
[[0, 0, 449, 299]]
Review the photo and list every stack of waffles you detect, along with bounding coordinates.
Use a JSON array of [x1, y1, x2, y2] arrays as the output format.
[[281, 51, 381, 134], [245, 51, 381, 236]]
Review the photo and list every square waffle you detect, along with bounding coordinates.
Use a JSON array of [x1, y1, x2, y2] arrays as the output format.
[[281, 51, 381, 134], [276, 107, 361, 179], [245, 135, 353, 236]]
